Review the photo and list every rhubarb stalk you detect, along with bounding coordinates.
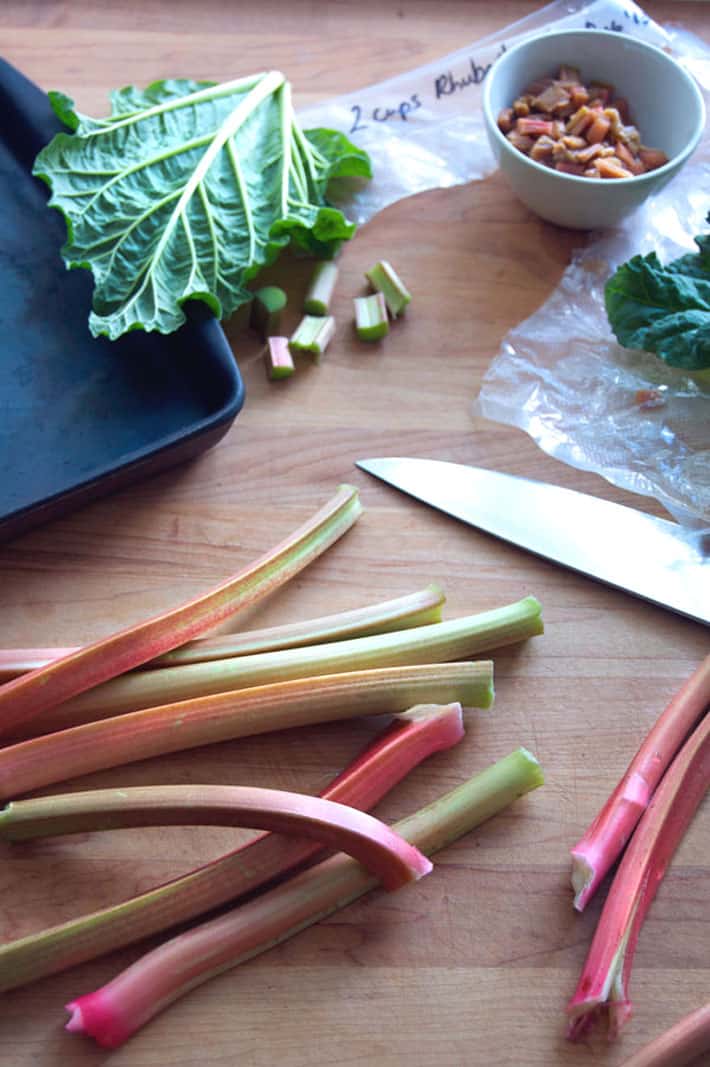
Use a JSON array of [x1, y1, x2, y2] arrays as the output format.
[[0, 784, 432, 890], [33, 595, 539, 733], [620, 1001, 710, 1067], [0, 485, 362, 740], [0, 662, 491, 798], [567, 711, 710, 1041], [0, 703, 463, 993], [571, 655, 710, 911], [63, 748, 544, 1048], [0, 585, 446, 680]]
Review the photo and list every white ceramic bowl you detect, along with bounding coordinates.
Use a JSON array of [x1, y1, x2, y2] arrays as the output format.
[[482, 29, 705, 230]]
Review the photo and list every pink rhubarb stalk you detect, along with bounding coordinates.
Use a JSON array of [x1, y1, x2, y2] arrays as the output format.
[[619, 1001, 710, 1067], [0, 485, 362, 739], [63, 748, 544, 1048], [567, 710, 710, 1041], [0, 703, 463, 992], [0, 784, 432, 891], [571, 655, 710, 911], [0, 585, 446, 681], [0, 661, 491, 799]]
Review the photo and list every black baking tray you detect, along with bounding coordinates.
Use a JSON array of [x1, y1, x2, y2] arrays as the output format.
[[0, 58, 245, 542]]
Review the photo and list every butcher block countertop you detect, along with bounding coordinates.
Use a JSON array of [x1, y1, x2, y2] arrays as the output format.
[[1, 3, 708, 1065]]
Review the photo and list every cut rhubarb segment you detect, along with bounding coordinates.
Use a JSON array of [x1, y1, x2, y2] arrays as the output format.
[[289, 314, 335, 360], [354, 292, 388, 341], [567, 711, 710, 1041], [303, 260, 338, 315], [264, 336, 294, 379], [62, 748, 544, 1048], [365, 260, 411, 318], [0, 485, 362, 740], [250, 285, 287, 340], [571, 655, 710, 911], [0, 784, 432, 891], [0, 703, 463, 992]]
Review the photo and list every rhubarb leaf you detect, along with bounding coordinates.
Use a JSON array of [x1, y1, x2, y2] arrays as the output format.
[[33, 73, 371, 340], [604, 213, 710, 371]]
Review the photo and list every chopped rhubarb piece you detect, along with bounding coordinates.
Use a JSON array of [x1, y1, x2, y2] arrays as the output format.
[[638, 147, 668, 171], [595, 158, 634, 179], [516, 116, 554, 137], [303, 261, 339, 315], [612, 97, 630, 123], [532, 83, 570, 114], [264, 336, 294, 380], [513, 96, 531, 117], [555, 162, 585, 176], [569, 85, 589, 109], [250, 286, 287, 340], [615, 142, 645, 175], [354, 292, 389, 341], [586, 113, 611, 144], [506, 130, 534, 153], [365, 260, 411, 318], [289, 314, 335, 361], [558, 65, 581, 84], [566, 106, 593, 137], [497, 107, 514, 133], [530, 135, 556, 162]]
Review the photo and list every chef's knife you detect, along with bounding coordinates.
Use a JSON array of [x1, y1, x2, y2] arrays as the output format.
[[356, 457, 709, 626]]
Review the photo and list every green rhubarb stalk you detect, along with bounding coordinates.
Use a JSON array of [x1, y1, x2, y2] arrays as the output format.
[[289, 314, 335, 360], [303, 260, 338, 314], [567, 711, 710, 1042], [0, 784, 433, 891], [620, 1001, 710, 1067], [0, 485, 362, 741], [354, 292, 388, 341], [36, 595, 539, 732], [264, 336, 294, 379], [63, 748, 544, 1048], [0, 662, 491, 797], [0, 703, 464, 993], [0, 585, 446, 679], [250, 286, 287, 340], [365, 259, 411, 317], [571, 655, 710, 911]]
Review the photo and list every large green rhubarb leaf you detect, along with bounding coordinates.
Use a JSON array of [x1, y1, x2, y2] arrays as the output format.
[[33, 73, 371, 340]]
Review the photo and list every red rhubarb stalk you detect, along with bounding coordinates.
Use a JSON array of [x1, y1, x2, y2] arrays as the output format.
[[567, 711, 710, 1041], [0, 586, 446, 681], [63, 748, 544, 1048], [571, 655, 710, 911], [0, 485, 362, 739], [0, 703, 463, 992], [0, 661, 491, 799], [0, 784, 432, 890], [619, 1001, 710, 1067]]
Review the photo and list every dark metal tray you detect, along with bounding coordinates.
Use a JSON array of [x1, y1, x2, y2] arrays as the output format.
[[0, 58, 245, 542]]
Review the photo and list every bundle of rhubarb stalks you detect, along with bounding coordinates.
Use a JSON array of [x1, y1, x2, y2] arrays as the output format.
[[566, 651, 710, 1067], [0, 485, 546, 1049]]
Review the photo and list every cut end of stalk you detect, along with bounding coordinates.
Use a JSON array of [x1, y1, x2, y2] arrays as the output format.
[[513, 747, 545, 791], [395, 703, 464, 751], [570, 850, 595, 912], [65, 993, 128, 1049]]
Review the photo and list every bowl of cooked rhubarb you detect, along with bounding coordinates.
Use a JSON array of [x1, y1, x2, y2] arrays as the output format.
[[482, 29, 705, 230]]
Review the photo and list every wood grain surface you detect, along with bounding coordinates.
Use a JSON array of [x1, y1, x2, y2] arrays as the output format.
[[0, 3, 708, 1065]]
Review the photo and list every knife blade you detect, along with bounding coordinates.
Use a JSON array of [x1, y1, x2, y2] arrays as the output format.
[[356, 457, 709, 626]]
